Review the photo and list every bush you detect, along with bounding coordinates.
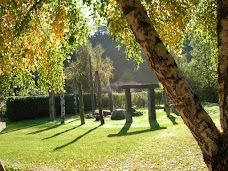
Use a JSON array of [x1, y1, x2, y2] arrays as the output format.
[[101, 94, 110, 108], [113, 93, 125, 108], [6, 96, 49, 121], [132, 91, 147, 108], [155, 89, 163, 106], [6, 93, 96, 121], [101, 90, 163, 109]]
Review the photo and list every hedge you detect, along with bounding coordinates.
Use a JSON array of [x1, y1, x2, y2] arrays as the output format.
[[6, 93, 95, 121], [101, 90, 163, 109]]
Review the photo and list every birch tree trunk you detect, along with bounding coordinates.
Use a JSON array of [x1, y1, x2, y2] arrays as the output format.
[[116, 0, 227, 170], [49, 90, 55, 121], [60, 93, 65, 124]]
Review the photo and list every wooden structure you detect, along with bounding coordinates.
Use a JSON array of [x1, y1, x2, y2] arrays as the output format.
[[118, 84, 159, 123]]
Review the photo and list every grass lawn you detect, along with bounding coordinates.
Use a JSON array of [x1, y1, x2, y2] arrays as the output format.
[[0, 104, 220, 170]]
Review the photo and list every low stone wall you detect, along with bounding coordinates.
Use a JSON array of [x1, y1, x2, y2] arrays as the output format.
[[0, 122, 6, 132]]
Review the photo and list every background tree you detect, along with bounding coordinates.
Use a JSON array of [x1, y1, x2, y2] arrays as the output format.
[[175, 35, 218, 102], [65, 42, 114, 92]]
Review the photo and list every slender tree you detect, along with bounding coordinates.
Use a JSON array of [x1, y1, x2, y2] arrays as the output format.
[[95, 71, 105, 125]]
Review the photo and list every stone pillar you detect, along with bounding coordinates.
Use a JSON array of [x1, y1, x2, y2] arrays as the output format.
[[60, 93, 65, 124], [148, 87, 156, 120], [125, 88, 132, 123]]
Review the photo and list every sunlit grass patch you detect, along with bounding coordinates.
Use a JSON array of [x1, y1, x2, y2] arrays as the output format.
[[0, 104, 219, 170]]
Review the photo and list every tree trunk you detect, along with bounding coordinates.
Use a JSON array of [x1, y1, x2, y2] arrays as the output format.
[[89, 51, 95, 113], [216, 0, 228, 170], [116, 0, 227, 170], [95, 71, 105, 125], [49, 90, 55, 121], [78, 83, 85, 125], [74, 91, 77, 115], [60, 93, 65, 124]]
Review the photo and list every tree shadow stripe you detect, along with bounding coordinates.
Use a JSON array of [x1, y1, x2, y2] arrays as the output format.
[[53, 125, 101, 151]]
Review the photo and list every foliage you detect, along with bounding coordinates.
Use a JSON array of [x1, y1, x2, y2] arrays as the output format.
[[112, 92, 126, 108], [91, 0, 217, 62], [0, 0, 91, 97], [0, 104, 219, 170], [0, 0, 218, 96], [6, 93, 95, 121], [176, 36, 218, 102], [103, 90, 163, 109], [65, 42, 114, 92]]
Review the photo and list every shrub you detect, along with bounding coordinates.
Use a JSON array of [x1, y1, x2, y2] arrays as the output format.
[[113, 92, 125, 108], [132, 91, 147, 108], [100, 90, 163, 110], [101, 94, 110, 108], [155, 89, 163, 106], [6, 96, 49, 121], [6, 93, 96, 121]]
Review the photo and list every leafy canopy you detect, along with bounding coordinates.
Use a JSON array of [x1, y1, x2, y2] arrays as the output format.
[[0, 0, 91, 96], [0, 0, 217, 96]]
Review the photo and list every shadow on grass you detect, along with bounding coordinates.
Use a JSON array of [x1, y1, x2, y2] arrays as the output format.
[[28, 123, 62, 134], [42, 124, 82, 140], [167, 115, 178, 125], [28, 119, 78, 135], [1, 116, 79, 135], [108, 120, 166, 137], [0, 119, 48, 134], [149, 119, 167, 130], [54, 125, 101, 151]]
